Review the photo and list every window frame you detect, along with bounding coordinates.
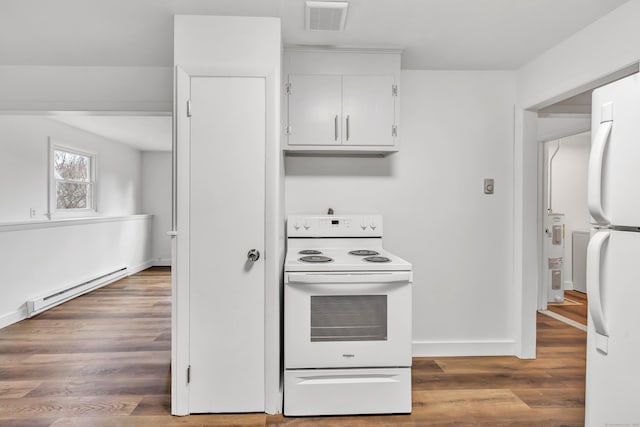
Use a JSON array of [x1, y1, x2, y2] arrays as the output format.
[[48, 139, 98, 218]]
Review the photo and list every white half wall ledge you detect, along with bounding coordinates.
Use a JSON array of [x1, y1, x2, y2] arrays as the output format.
[[0, 214, 153, 233], [412, 340, 517, 358]]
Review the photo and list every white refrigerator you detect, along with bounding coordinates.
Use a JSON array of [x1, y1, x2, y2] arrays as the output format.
[[585, 72, 640, 426]]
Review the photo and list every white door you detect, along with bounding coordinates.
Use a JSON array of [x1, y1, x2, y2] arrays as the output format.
[[589, 73, 640, 227], [287, 74, 342, 146], [585, 229, 640, 426], [342, 75, 395, 146], [189, 77, 265, 413]]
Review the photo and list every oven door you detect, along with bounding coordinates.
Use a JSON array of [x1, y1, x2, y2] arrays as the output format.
[[285, 271, 412, 369]]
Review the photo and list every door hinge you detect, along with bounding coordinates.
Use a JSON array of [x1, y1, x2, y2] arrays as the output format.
[[186, 100, 192, 117], [392, 125, 398, 137], [285, 83, 291, 95], [392, 84, 398, 96], [187, 365, 191, 384]]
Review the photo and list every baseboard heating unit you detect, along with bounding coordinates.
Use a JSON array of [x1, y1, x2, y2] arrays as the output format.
[[26, 267, 128, 317]]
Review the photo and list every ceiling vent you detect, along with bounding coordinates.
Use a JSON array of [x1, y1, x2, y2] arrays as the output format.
[[305, 1, 349, 32]]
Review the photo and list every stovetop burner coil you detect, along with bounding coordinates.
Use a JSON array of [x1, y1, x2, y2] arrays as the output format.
[[348, 250, 380, 256], [298, 249, 322, 255], [363, 256, 391, 263], [299, 255, 333, 263]]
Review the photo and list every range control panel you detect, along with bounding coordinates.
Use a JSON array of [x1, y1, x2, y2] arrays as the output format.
[[287, 215, 383, 237]]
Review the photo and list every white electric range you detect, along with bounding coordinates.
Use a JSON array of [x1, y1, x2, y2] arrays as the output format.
[[284, 214, 413, 416]]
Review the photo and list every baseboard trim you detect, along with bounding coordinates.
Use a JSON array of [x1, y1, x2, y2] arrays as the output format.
[[128, 260, 155, 275], [153, 258, 171, 267], [0, 306, 27, 330], [539, 309, 587, 332], [26, 267, 129, 318], [413, 339, 516, 357]]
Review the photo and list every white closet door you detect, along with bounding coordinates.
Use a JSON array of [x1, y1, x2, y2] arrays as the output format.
[[189, 77, 265, 413], [287, 74, 342, 146], [342, 75, 395, 146]]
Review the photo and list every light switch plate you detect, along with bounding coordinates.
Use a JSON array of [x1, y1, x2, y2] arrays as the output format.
[[484, 178, 494, 195]]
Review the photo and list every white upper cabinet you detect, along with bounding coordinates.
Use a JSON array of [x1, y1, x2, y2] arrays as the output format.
[[283, 47, 402, 155], [342, 75, 396, 147], [288, 74, 342, 146], [287, 74, 396, 148]]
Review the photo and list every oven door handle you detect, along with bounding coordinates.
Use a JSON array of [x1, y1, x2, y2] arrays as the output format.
[[287, 272, 412, 284]]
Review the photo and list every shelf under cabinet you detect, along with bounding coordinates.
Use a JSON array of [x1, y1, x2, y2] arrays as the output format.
[[283, 145, 398, 156]]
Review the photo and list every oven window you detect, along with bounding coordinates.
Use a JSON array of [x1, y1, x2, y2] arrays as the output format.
[[310, 295, 387, 342]]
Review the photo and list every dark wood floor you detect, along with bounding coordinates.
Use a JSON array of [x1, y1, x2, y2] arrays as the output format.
[[0, 268, 587, 426], [547, 290, 588, 325]]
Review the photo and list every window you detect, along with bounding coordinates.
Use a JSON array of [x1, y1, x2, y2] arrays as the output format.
[[50, 143, 96, 215]]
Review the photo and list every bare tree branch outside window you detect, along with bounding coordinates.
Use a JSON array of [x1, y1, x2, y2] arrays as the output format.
[[54, 149, 92, 209]]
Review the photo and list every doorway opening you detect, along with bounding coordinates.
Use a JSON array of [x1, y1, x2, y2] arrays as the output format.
[[0, 110, 172, 323], [539, 128, 591, 329], [530, 65, 639, 335]]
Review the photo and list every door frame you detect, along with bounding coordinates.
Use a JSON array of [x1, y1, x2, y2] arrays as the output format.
[[514, 63, 639, 359], [172, 65, 281, 415]]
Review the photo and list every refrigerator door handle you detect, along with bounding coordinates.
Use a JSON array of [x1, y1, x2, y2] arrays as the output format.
[[588, 112, 613, 225], [587, 230, 610, 354]]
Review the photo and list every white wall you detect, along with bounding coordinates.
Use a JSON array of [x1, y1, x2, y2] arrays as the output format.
[[286, 70, 517, 356], [545, 132, 591, 289], [142, 151, 171, 265], [173, 15, 283, 415], [0, 216, 152, 328], [517, 1, 640, 109], [0, 116, 142, 222], [0, 66, 171, 111]]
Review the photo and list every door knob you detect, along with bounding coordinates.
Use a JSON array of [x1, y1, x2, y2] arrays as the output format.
[[247, 249, 260, 262]]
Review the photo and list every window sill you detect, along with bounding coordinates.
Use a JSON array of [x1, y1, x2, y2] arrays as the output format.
[[0, 214, 153, 232]]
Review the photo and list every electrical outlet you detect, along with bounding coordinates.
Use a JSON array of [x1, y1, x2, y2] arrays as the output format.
[[30, 208, 36, 218]]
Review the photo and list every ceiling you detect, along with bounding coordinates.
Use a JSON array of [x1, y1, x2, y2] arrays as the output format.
[[52, 115, 172, 151], [1, 0, 628, 150], [0, 0, 628, 70]]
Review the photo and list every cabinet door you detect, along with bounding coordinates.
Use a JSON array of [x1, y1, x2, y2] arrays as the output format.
[[288, 74, 342, 146], [342, 75, 396, 146]]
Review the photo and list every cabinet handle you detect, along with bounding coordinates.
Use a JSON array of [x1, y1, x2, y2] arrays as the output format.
[[334, 115, 338, 141], [346, 115, 350, 141]]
